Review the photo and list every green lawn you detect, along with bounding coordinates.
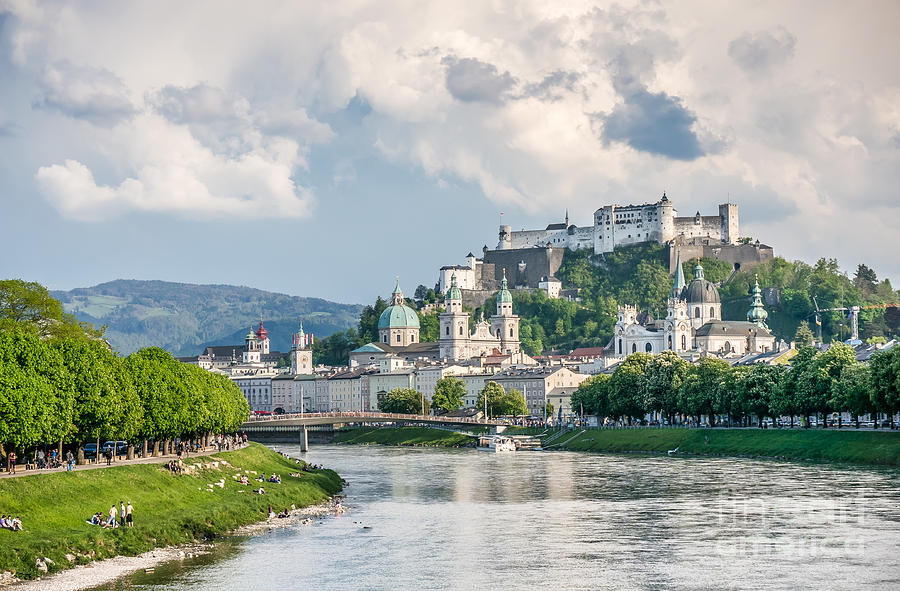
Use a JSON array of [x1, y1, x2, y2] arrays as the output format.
[[0, 443, 341, 580], [334, 426, 475, 447], [547, 428, 900, 466]]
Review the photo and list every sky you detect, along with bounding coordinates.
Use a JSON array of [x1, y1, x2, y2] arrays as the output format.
[[0, 0, 898, 305]]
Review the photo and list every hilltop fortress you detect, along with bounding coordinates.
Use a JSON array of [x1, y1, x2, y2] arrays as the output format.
[[498, 193, 738, 253], [439, 194, 773, 303]]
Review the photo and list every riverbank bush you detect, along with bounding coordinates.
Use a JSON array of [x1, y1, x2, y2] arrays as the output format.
[[546, 427, 900, 465], [0, 443, 341, 580], [334, 426, 475, 447]]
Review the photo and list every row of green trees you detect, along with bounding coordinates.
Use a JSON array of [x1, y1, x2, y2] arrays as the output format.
[[0, 328, 249, 459], [571, 344, 900, 428], [375, 378, 527, 418]]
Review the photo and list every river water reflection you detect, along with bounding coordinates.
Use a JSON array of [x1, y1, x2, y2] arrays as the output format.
[[92, 445, 900, 590]]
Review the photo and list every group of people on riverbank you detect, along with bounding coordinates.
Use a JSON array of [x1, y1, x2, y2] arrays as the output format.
[[0, 515, 23, 531], [2, 432, 248, 477], [87, 501, 134, 528]]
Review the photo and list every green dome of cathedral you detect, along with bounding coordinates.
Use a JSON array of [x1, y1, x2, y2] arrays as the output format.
[[378, 279, 420, 329], [498, 269, 513, 303]]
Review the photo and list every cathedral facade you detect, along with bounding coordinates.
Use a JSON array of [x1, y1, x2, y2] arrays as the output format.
[[439, 271, 520, 361], [612, 258, 776, 358]]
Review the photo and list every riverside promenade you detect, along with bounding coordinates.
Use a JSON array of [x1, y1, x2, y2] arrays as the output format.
[[0, 444, 245, 480]]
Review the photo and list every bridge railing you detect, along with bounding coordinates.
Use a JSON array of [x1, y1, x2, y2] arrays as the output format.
[[243, 411, 503, 426]]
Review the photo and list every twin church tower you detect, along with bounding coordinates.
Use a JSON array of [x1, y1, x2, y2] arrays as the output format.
[[376, 273, 520, 362]]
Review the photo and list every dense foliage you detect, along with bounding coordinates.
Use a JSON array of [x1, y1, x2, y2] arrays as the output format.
[[571, 345, 900, 428], [0, 281, 249, 456], [476, 381, 527, 417], [431, 376, 465, 412], [51, 279, 362, 355], [377, 388, 431, 414]]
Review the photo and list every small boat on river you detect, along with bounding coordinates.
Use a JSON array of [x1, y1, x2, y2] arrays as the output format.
[[476, 435, 516, 453]]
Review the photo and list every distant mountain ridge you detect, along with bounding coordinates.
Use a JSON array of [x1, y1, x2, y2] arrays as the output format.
[[51, 279, 363, 356]]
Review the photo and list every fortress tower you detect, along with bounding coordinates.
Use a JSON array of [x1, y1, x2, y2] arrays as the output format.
[[719, 203, 739, 245]]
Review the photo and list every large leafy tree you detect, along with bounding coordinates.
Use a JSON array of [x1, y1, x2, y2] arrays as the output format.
[[608, 353, 652, 422], [677, 357, 731, 426], [0, 279, 103, 340], [432, 376, 465, 413], [476, 381, 506, 417], [797, 343, 857, 427], [735, 365, 785, 426], [833, 363, 873, 428], [378, 388, 428, 414], [869, 345, 900, 428], [642, 351, 689, 423], [571, 374, 611, 418]]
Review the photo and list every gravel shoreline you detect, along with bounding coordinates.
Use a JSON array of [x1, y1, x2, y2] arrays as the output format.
[[4, 499, 340, 591]]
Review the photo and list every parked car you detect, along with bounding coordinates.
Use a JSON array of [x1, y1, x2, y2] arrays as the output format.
[[83, 443, 98, 459]]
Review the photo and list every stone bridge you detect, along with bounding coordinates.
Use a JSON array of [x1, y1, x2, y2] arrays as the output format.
[[240, 412, 502, 450]]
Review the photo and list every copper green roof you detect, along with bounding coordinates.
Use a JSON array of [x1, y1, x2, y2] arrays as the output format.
[[498, 269, 513, 303], [747, 275, 769, 328], [446, 272, 462, 301], [379, 280, 420, 330]]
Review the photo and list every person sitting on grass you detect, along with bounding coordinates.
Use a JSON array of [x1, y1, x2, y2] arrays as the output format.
[[267, 473, 281, 484], [86, 513, 103, 526], [253, 487, 266, 495], [2, 516, 23, 531]]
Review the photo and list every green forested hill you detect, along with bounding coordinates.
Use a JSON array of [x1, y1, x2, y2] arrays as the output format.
[[51, 280, 362, 356]]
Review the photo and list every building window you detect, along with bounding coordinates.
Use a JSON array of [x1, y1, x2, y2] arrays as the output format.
[[710, 307, 715, 318], [631, 343, 637, 354], [459, 326, 463, 336], [668, 335, 672, 350], [396, 334, 401, 343], [645, 342, 652, 353], [445, 326, 449, 336], [682, 334, 687, 349], [510, 327, 514, 337], [618, 339, 622, 355], [694, 307, 700, 318], [383, 335, 387, 343]]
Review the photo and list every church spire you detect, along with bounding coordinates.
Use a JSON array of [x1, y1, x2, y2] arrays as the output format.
[[391, 277, 404, 306], [672, 251, 686, 299], [747, 274, 769, 329], [565, 209, 569, 226]]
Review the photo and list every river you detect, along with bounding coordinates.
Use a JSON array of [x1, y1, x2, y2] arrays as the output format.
[[87, 445, 900, 590]]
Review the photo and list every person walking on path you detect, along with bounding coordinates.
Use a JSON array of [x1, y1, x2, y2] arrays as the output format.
[[104, 446, 113, 466], [66, 450, 75, 471], [7, 451, 16, 474], [125, 502, 133, 527]]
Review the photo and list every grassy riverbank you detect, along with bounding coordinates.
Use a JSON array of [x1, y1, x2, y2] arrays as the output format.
[[0, 443, 341, 581], [334, 426, 475, 447], [545, 427, 900, 466]]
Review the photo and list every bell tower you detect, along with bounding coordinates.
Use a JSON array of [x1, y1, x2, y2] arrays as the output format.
[[290, 318, 313, 374], [490, 269, 520, 355], [439, 273, 469, 360]]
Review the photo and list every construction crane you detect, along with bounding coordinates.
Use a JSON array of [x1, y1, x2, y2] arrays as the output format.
[[811, 297, 900, 344]]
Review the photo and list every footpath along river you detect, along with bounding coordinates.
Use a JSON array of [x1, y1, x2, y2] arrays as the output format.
[[85, 444, 900, 591]]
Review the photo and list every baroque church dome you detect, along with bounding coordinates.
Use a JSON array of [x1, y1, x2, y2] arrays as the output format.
[[682, 263, 720, 304], [378, 280, 420, 329]]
